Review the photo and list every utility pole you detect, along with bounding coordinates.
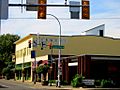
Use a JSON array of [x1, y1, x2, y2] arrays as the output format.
[[34, 56, 37, 84]]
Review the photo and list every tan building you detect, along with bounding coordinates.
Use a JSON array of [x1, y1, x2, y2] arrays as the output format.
[[14, 34, 120, 82]]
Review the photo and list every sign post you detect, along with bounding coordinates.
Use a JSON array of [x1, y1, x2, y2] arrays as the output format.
[[31, 50, 36, 84]]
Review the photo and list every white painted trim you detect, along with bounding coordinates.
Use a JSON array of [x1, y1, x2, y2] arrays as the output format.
[[91, 57, 120, 60], [68, 62, 78, 66]]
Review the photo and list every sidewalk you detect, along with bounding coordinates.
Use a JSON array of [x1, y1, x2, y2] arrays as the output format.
[[1, 79, 120, 90]]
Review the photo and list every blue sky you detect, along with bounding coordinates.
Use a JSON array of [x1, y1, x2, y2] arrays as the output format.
[[1, 0, 120, 38]]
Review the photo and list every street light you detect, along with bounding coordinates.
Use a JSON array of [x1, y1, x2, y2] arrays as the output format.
[[22, 51, 25, 82], [47, 14, 61, 87]]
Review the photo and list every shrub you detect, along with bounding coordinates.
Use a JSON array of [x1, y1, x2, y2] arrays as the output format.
[[100, 79, 115, 88], [61, 80, 69, 85], [49, 80, 56, 84], [71, 74, 85, 87], [42, 80, 48, 85], [36, 64, 50, 81], [2, 67, 11, 80], [95, 80, 101, 86]]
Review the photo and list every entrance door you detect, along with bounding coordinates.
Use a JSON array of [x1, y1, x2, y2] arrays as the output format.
[[69, 66, 77, 82]]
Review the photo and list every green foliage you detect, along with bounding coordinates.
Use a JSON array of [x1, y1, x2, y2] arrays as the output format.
[[37, 78, 41, 82], [71, 74, 85, 87], [36, 64, 50, 81], [0, 34, 20, 75], [95, 79, 115, 88], [42, 80, 48, 85], [2, 67, 10, 75], [95, 80, 101, 86], [49, 80, 56, 84], [100, 79, 115, 88], [36, 65, 43, 74], [36, 64, 50, 74], [2, 67, 11, 80], [61, 80, 69, 85]]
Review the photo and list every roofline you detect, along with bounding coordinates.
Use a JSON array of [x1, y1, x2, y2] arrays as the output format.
[[14, 33, 120, 44], [71, 35, 120, 40], [81, 54, 120, 57], [14, 34, 33, 44], [83, 24, 105, 32]]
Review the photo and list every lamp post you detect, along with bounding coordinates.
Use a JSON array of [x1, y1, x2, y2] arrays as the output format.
[[12, 54, 16, 81], [22, 52, 25, 82], [34, 56, 36, 84], [47, 14, 61, 87]]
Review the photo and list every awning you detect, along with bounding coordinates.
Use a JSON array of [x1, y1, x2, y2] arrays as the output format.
[[15, 62, 31, 70]]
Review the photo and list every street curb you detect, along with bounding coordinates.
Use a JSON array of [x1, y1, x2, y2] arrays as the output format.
[[1, 79, 120, 90]]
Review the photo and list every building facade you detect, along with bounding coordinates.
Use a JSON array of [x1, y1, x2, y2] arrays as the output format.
[[14, 34, 120, 82]]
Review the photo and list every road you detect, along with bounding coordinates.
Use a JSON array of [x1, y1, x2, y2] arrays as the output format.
[[0, 79, 47, 90], [1, 79, 120, 90]]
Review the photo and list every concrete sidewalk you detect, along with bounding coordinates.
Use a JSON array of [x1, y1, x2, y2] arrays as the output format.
[[1, 79, 120, 90]]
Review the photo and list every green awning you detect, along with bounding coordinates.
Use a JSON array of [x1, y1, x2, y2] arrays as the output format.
[[24, 66, 31, 69], [16, 67, 22, 70], [15, 62, 31, 70]]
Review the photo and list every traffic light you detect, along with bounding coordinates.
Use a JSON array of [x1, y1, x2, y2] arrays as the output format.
[[48, 42, 52, 49], [37, 0, 47, 19], [28, 40, 31, 48], [82, 0, 90, 19], [41, 41, 46, 50]]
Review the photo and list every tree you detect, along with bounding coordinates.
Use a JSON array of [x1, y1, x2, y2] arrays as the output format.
[[36, 64, 50, 81], [0, 34, 20, 76], [2, 67, 10, 80]]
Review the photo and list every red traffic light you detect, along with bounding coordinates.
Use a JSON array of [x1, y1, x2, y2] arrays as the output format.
[[48, 42, 52, 49], [28, 40, 31, 48]]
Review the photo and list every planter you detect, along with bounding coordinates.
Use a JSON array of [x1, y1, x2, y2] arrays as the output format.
[[42, 81, 48, 86], [48, 83, 52, 86]]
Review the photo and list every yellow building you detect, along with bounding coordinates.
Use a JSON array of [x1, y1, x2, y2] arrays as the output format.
[[14, 34, 120, 81]]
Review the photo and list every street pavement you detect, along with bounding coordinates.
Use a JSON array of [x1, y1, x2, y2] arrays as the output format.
[[0, 79, 40, 90], [1, 79, 120, 90], [0, 79, 71, 90]]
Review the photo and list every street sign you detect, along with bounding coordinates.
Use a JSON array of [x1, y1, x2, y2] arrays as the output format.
[[52, 45, 64, 49], [31, 50, 36, 58]]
